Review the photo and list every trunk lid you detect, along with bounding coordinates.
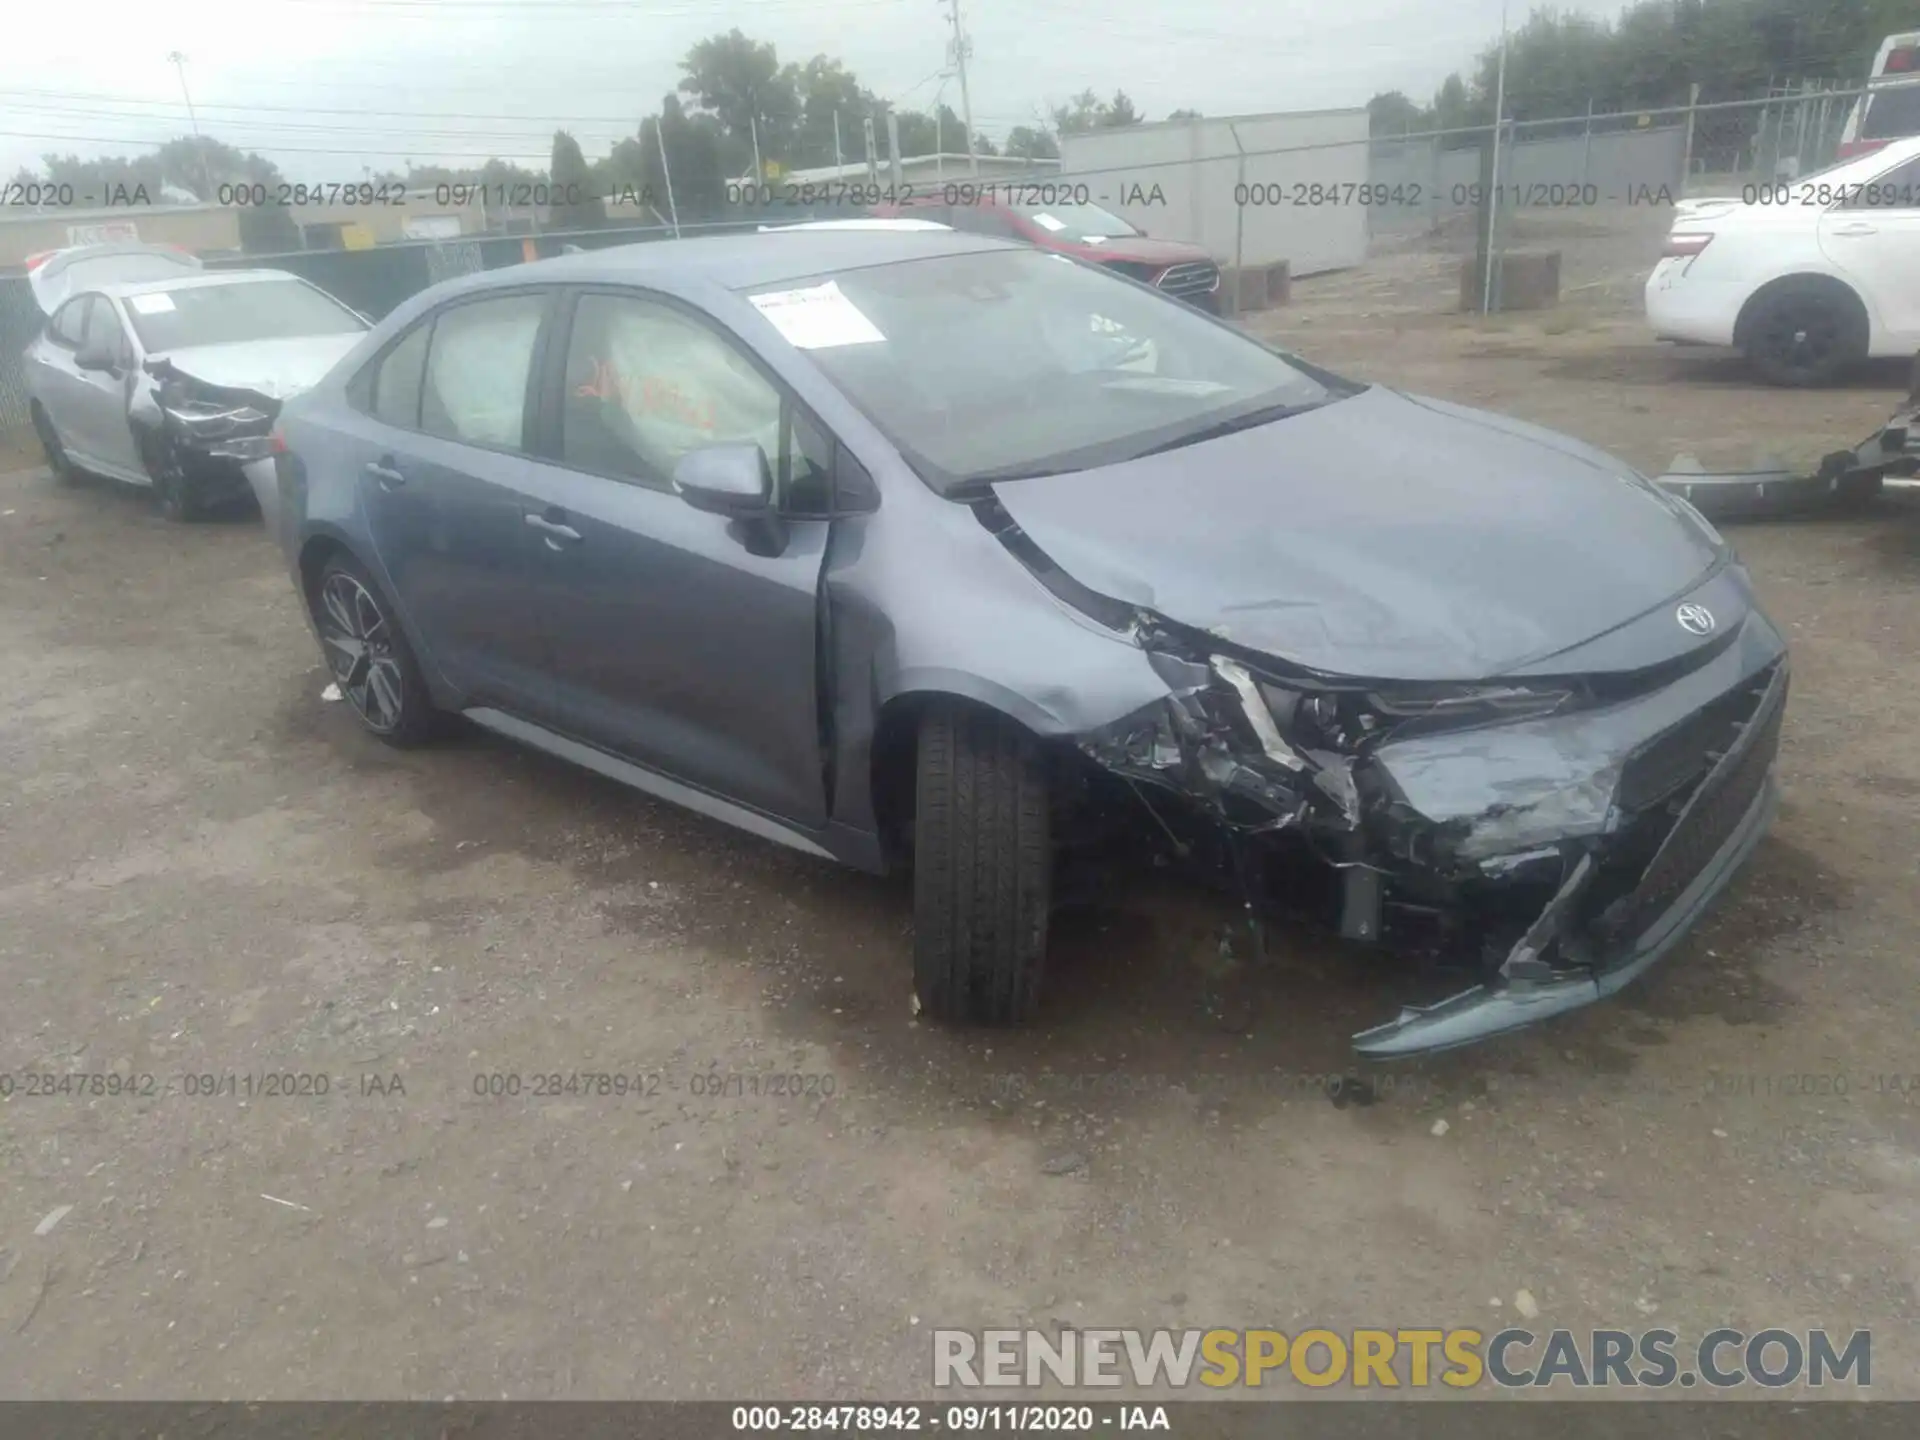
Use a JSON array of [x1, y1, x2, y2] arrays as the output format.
[[987, 386, 1721, 681], [27, 243, 203, 314]]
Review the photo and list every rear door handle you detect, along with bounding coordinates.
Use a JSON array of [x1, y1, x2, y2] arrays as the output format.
[[1831, 222, 1878, 236], [365, 460, 406, 488], [525, 511, 583, 547]]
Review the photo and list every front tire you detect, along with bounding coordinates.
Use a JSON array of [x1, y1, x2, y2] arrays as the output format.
[[912, 703, 1052, 1025], [1742, 280, 1866, 387], [311, 554, 440, 747]]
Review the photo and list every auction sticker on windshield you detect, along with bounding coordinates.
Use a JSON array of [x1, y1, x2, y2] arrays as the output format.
[[749, 280, 885, 350], [127, 292, 176, 314]]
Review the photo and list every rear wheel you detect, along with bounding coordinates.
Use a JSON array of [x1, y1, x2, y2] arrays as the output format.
[[1742, 280, 1866, 387], [912, 702, 1052, 1025], [310, 554, 439, 747], [30, 404, 76, 484]]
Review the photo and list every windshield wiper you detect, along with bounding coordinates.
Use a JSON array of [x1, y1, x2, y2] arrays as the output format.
[[1127, 399, 1320, 459]]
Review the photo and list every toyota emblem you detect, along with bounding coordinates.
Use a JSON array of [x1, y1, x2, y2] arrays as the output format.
[[1676, 603, 1716, 636]]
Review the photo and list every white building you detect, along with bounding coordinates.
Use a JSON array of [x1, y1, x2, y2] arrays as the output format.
[[1057, 109, 1370, 275]]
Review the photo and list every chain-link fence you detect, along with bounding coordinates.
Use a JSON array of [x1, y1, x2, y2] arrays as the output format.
[[1043, 83, 1891, 321]]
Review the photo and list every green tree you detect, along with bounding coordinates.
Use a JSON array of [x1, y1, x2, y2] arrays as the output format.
[[1366, 90, 1427, 134], [548, 129, 606, 229], [1050, 88, 1145, 135], [785, 55, 876, 169], [680, 28, 801, 175], [638, 94, 728, 220], [1003, 125, 1060, 159]]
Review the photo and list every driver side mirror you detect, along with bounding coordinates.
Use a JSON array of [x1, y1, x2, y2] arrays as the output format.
[[74, 341, 119, 374], [672, 442, 787, 556]]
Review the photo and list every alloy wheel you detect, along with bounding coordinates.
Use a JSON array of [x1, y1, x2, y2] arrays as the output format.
[[317, 571, 407, 734], [1755, 297, 1840, 381]]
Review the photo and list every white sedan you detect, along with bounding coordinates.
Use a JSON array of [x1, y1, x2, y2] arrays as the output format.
[[1647, 134, 1920, 385]]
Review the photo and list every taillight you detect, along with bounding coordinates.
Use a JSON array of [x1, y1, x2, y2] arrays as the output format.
[[1839, 139, 1891, 159], [268, 428, 289, 456], [1663, 232, 1714, 258], [1887, 47, 1915, 72]]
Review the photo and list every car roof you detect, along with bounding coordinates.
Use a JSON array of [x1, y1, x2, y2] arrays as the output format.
[[496, 228, 1011, 293]]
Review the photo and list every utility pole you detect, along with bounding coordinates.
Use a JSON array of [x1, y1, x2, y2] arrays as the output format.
[[833, 109, 845, 175], [940, 0, 979, 176], [167, 51, 216, 201]]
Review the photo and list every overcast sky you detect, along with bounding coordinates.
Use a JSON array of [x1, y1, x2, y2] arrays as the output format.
[[2, 0, 1639, 181]]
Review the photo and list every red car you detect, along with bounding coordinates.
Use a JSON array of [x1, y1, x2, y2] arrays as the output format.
[[874, 190, 1223, 312]]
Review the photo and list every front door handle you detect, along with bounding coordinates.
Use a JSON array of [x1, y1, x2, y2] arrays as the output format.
[[525, 511, 583, 547], [365, 460, 406, 489], [1831, 222, 1878, 236]]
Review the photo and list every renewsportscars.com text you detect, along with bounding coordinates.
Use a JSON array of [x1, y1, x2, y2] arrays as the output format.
[[933, 1326, 1871, 1390]]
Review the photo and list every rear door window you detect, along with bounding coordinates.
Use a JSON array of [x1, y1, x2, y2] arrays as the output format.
[[371, 322, 432, 429], [82, 295, 129, 365], [420, 293, 545, 451], [1864, 84, 1920, 141]]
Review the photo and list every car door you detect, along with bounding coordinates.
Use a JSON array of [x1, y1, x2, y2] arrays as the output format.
[[511, 286, 833, 828], [32, 295, 104, 466], [78, 294, 142, 477], [348, 289, 564, 716], [1819, 156, 1920, 348]]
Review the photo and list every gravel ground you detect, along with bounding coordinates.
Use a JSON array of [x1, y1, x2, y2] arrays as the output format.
[[3, 272, 1920, 1401]]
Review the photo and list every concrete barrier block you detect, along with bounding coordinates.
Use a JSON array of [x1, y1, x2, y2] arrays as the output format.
[[1458, 250, 1562, 312]]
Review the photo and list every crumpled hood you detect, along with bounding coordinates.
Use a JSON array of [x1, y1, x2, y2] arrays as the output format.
[[988, 386, 1722, 681], [150, 334, 362, 400]]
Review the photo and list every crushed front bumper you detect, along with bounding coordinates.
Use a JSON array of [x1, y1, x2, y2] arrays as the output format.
[[1075, 602, 1789, 1059], [1353, 657, 1785, 1057]]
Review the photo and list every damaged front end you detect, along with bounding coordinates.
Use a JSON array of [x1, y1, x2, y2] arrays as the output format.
[[1068, 602, 1787, 1059], [130, 358, 281, 506]]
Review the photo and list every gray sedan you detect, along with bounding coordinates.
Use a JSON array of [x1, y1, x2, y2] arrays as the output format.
[[23, 243, 368, 520], [269, 230, 1787, 1056]]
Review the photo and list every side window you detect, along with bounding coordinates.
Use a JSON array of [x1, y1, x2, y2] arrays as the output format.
[[371, 321, 431, 429], [420, 293, 544, 450], [1843, 157, 1920, 210], [48, 296, 91, 347], [83, 296, 127, 363], [562, 291, 817, 505]]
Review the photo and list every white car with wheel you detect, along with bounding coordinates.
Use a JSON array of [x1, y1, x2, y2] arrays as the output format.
[[21, 243, 369, 521], [1646, 135, 1920, 385]]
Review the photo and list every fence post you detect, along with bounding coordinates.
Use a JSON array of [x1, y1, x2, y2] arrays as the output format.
[[1680, 82, 1701, 189], [1580, 98, 1593, 188], [1228, 122, 1248, 319]]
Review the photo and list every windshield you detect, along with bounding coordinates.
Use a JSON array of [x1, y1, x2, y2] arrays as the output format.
[[1864, 82, 1920, 140], [748, 247, 1347, 491], [124, 279, 366, 352], [1013, 202, 1142, 241]]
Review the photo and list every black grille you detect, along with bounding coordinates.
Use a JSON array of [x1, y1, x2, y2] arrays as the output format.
[[1617, 674, 1768, 811], [1599, 665, 1785, 943], [1156, 261, 1221, 300]]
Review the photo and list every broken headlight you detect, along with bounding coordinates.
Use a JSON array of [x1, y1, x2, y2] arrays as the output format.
[[156, 368, 277, 460], [1255, 675, 1576, 750]]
